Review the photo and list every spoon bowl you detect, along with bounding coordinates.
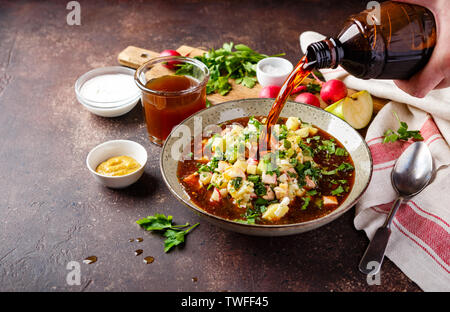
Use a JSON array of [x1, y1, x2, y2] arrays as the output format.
[[392, 142, 433, 197], [359, 141, 433, 275]]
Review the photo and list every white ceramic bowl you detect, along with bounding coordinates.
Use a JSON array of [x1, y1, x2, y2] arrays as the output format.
[[75, 66, 140, 117], [256, 57, 294, 87], [160, 99, 373, 236], [86, 140, 147, 188]]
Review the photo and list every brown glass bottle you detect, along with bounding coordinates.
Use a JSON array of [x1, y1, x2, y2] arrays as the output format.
[[305, 1, 436, 79]]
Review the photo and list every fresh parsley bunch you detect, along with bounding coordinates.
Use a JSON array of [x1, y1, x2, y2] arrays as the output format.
[[136, 214, 199, 253], [176, 42, 284, 96], [383, 112, 424, 143]]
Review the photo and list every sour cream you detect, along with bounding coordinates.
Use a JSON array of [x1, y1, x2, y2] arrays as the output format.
[[261, 64, 284, 75], [80, 74, 138, 105]]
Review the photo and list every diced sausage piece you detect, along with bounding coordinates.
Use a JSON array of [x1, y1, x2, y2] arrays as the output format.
[[262, 186, 275, 200], [304, 176, 316, 190], [262, 172, 277, 184], [323, 196, 338, 207], [286, 168, 297, 176]]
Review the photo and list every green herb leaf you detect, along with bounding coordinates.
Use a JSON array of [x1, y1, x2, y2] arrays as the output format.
[[248, 116, 262, 130], [383, 112, 424, 143], [136, 214, 178, 231], [306, 82, 322, 93], [176, 42, 284, 95], [331, 185, 345, 196], [241, 76, 257, 88], [230, 177, 243, 190], [335, 148, 348, 156], [247, 175, 261, 183], [306, 135, 320, 143], [321, 162, 354, 175], [318, 140, 336, 154], [137, 214, 199, 253], [283, 140, 292, 149], [301, 197, 311, 210], [163, 223, 199, 253]]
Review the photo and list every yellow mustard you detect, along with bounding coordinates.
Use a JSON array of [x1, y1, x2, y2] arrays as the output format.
[[96, 156, 141, 176]]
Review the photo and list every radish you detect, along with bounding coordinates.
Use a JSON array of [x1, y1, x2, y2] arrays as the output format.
[[325, 90, 373, 129], [294, 92, 320, 107], [259, 86, 281, 98], [320, 79, 348, 105], [159, 49, 182, 69], [210, 187, 222, 202]]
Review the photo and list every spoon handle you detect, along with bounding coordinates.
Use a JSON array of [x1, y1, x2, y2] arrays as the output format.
[[359, 197, 404, 274], [383, 197, 404, 228]]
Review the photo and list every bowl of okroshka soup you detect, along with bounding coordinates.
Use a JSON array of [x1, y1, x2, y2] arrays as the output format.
[[160, 98, 372, 236]]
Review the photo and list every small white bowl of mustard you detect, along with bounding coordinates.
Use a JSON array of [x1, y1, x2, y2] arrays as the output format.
[[86, 140, 147, 188]]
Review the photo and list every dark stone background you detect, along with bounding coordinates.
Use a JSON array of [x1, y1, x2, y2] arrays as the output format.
[[0, 0, 420, 291]]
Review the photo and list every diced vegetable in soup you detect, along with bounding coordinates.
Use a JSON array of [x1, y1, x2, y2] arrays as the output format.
[[177, 116, 355, 225]]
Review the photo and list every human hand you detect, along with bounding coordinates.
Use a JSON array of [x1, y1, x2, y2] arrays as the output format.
[[393, 0, 450, 98]]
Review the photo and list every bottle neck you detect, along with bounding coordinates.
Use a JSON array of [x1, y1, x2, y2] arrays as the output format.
[[305, 38, 343, 70]]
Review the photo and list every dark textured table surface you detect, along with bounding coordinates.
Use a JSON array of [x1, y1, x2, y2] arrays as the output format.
[[0, 0, 420, 291]]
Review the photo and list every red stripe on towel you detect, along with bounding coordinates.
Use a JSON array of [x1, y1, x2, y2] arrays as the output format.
[[369, 201, 450, 270]]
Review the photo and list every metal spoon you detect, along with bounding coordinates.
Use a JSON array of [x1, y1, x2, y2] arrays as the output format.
[[359, 141, 433, 275]]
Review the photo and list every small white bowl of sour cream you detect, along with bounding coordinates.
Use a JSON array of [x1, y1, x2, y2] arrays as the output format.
[[256, 57, 294, 87], [75, 66, 140, 117]]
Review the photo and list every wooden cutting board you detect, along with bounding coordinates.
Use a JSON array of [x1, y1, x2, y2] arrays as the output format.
[[118, 45, 387, 112]]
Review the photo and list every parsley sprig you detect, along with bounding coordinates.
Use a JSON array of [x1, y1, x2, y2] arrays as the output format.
[[177, 42, 284, 95], [136, 214, 199, 253], [306, 82, 322, 93], [383, 112, 424, 143]]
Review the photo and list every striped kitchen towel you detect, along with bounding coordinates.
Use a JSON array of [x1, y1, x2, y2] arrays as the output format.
[[300, 31, 450, 291]]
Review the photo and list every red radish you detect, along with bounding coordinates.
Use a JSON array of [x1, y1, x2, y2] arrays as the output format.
[[294, 92, 320, 107], [259, 86, 281, 98], [210, 187, 222, 202], [247, 158, 258, 166], [291, 85, 307, 94], [320, 79, 348, 105], [159, 49, 182, 69]]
